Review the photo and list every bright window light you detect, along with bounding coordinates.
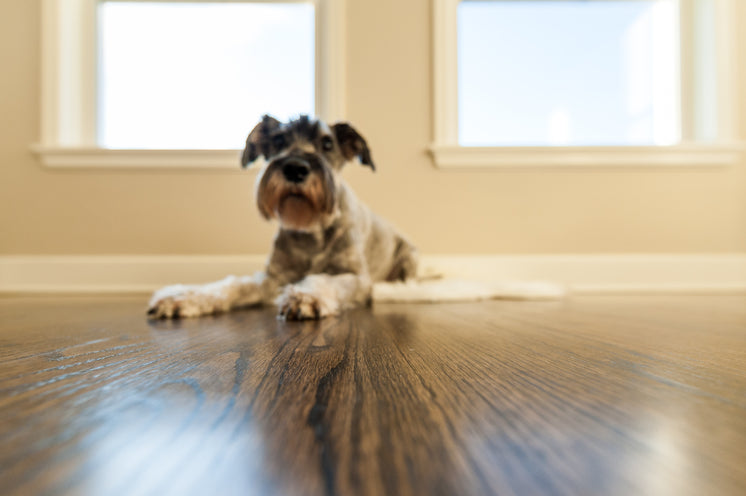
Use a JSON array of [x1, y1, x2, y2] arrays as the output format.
[[98, 2, 315, 149], [458, 0, 680, 147]]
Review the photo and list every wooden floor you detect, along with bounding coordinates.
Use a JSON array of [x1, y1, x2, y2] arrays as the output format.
[[0, 295, 745, 496]]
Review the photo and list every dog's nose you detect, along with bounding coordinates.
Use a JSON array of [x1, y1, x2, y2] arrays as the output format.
[[281, 160, 310, 183]]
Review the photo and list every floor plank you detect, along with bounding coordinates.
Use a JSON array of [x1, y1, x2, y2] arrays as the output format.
[[0, 295, 744, 495]]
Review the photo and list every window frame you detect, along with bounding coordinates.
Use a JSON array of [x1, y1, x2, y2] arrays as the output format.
[[33, 0, 346, 169], [431, 0, 743, 169]]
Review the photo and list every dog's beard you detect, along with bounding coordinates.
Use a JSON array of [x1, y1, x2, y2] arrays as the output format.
[[257, 169, 334, 231], [277, 193, 316, 230]]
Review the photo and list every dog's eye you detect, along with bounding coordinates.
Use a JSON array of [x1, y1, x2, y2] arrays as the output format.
[[272, 134, 286, 149], [321, 136, 334, 151]]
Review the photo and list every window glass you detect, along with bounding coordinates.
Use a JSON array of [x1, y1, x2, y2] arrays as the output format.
[[457, 0, 680, 146], [98, 2, 315, 149]]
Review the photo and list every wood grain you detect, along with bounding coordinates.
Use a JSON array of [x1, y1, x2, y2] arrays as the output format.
[[0, 295, 745, 495]]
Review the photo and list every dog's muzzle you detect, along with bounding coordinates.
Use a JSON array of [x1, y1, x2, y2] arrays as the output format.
[[256, 151, 334, 227], [280, 157, 311, 184]]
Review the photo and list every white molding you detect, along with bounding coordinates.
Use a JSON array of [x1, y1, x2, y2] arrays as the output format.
[[37, 0, 346, 166], [36, 141, 744, 170], [0, 256, 267, 294], [712, 0, 737, 142], [430, 143, 746, 169], [30, 145, 244, 169], [40, 0, 59, 146], [419, 254, 746, 293], [432, 0, 460, 145], [2, 254, 745, 295], [41, 0, 98, 146], [316, 0, 346, 122]]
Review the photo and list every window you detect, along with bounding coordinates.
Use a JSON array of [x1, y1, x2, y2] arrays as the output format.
[[35, 0, 346, 167], [432, 0, 742, 168], [459, 0, 679, 147], [99, 2, 315, 149]]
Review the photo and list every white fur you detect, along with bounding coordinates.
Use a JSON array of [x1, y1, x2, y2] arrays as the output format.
[[275, 273, 368, 319], [147, 274, 269, 319], [148, 275, 565, 319]]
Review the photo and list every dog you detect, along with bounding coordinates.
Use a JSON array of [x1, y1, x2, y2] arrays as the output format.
[[147, 115, 418, 320]]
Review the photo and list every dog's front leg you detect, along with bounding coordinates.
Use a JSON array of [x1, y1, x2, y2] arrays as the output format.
[[147, 272, 277, 319], [276, 273, 372, 320]]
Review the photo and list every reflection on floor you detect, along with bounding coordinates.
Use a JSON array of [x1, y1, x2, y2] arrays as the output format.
[[1, 295, 745, 495]]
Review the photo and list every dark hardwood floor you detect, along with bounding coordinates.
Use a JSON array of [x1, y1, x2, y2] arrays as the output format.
[[0, 294, 745, 496]]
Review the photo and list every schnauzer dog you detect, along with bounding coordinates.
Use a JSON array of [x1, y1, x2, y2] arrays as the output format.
[[147, 115, 417, 320]]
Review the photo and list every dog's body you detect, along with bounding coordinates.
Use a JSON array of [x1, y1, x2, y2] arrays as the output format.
[[148, 115, 417, 320]]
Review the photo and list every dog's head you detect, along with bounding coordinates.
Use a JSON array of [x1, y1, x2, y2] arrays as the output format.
[[241, 115, 375, 231]]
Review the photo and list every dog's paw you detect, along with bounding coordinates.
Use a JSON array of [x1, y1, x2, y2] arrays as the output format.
[[277, 290, 322, 320], [276, 286, 337, 321], [147, 285, 219, 319]]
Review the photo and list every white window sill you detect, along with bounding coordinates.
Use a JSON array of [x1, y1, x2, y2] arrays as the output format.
[[30, 143, 745, 171], [429, 143, 746, 169], [30, 145, 244, 170]]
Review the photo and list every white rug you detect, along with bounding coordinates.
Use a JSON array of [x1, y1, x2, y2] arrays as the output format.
[[373, 278, 566, 303]]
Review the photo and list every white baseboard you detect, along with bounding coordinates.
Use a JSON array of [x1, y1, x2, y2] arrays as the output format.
[[1, 254, 745, 295], [0, 255, 266, 295]]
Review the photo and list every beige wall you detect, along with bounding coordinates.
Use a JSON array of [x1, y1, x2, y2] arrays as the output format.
[[1, 0, 745, 256]]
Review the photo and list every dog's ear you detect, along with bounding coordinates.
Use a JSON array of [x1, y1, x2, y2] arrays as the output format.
[[332, 122, 375, 171], [241, 115, 282, 168]]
